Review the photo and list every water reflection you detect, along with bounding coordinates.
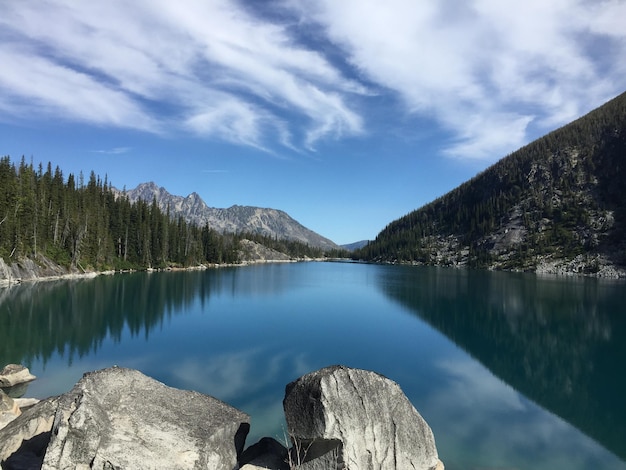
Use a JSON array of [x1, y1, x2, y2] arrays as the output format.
[[428, 356, 617, 470], [1, 263, 625, 467], [375, 265, 626, 462], [0, 265, 296, 367], [0, 271, 203, 365]]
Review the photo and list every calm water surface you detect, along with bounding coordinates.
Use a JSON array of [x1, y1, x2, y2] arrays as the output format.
[[1, 262, 625, 470]]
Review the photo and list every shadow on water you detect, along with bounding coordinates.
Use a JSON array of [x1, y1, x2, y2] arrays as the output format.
[[374, 265, 626, 462]]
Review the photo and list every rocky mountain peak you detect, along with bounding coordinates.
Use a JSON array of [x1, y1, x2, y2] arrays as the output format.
[[118, 183, 338, 250]]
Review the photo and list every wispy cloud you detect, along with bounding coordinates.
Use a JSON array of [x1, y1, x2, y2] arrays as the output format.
[[0, 0, 624, 161], [292, 0, 626, 160], [91, 147, 131, 155], [0, 0, 364, 151]]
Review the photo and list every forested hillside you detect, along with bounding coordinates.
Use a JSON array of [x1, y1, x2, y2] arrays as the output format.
[[0, 157, 331, 276], [355, 91, 626, 276]]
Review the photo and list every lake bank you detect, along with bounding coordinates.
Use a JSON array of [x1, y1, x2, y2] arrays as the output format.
[[0, 254, 333, 288]]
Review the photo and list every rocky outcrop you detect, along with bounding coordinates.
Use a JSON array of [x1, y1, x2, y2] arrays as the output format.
[[0, 367, 250, 470], [238, 239, 292, 262], [0, 365, 442, 470], [0, 395, 59, 469], [0, 256, 86, 285], [282, 365, 443, 470], [0, 365, 41, 442], [0, 365, 36, 388], [0, 390, 21, 430]]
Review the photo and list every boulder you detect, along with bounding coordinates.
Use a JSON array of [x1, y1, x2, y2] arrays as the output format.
[[283, 365, 443, 470], [0, 367, 250, 470], [0, 395, 59, 469], [2, 365, 444, 469], [0, 389, 22, 431], [0, 365, 36, 388]]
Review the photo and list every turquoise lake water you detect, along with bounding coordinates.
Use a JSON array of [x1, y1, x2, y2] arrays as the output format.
[[1, 261, 625, 469]]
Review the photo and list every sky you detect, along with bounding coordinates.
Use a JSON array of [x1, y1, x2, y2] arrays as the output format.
[[1, 1, 625, 245]]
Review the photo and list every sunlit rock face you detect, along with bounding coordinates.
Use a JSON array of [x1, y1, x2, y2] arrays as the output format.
[[0, 364, 36, 389], [0, 367, 250, 470], [1, 365, 444, 470], [283, 365, 443, 470]]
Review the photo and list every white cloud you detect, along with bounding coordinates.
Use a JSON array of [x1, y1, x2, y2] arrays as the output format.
[[91, 147, 131, 155], [427, 357, 621, 469], [292, 0, 626, 160], [0, 0, 364, 150], [0, 0, 624, 160], [0, 45, 160, 132]]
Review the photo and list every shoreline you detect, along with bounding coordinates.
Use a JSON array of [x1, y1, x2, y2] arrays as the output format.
[[0, 257, 332, 289], [5, 255, 619, 287]]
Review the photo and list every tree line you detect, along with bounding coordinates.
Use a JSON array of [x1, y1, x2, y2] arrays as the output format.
[[0, 156, 330, 271]]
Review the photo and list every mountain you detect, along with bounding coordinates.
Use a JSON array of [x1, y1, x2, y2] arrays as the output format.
[[116, 182, 338, 250], [356, 91, 626, 277], [341, 240, 370, 251]]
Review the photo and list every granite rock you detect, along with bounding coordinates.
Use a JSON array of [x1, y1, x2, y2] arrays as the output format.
[[0, 367, 250, 470], [283, 365, 443, 470], [0, 365, 36, 388]]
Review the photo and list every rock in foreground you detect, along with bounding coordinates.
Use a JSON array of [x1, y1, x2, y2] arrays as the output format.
[[0, 365, 36, 388], [0, 390, 21, 430], [0, 367, 250, 470], [283, 365, 443, 470], [0, 365, 443, 469]]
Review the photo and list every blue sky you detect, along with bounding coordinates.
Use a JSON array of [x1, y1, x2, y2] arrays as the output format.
[[1, 1, 625, 245]]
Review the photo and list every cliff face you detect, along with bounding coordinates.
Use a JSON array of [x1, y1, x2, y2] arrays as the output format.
[[357, 91, 626, 276], [0, 256, 82, 286]]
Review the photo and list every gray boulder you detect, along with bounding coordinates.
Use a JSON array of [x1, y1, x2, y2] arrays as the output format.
[[283, 365, 443, 470], [0, 395, 59, 469], [0, 367, 250, 470], [0, 365, 36, 388], [0, 389, 22, 431]]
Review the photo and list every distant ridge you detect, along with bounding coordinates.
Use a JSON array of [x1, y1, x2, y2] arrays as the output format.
[[341, 240, 370, 251], [116, 182, 338, 250], [356, 91, 626, 277]]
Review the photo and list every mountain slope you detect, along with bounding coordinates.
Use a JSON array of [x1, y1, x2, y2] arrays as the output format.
[[117, 183, 338, 250], [356, 91, 626, 276], [341, 240, 370, 251]]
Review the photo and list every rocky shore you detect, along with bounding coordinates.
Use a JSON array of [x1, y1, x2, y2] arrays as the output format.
[[0, 365, 39, 432], [0, 364, 443, 470], [0, 253, 330, 288]]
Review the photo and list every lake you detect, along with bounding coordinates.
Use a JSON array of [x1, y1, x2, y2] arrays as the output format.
[[1, 261, 625, 469]]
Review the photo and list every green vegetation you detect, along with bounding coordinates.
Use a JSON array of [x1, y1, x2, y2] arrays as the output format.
[[0, 156, 330, 272], [355, 91, 626, 270]]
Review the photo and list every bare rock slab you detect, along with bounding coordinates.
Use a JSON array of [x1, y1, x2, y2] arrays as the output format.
[[0, 367, 250, 470], [283, 365, 443, 470], [0, 389, 22, 431], [44, 367, 250, 470], [0, 395, 59, 469]]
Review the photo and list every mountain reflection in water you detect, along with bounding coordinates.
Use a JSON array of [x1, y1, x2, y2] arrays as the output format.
[[375, 266, 626, 462], [1, 263, 625, 468]]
